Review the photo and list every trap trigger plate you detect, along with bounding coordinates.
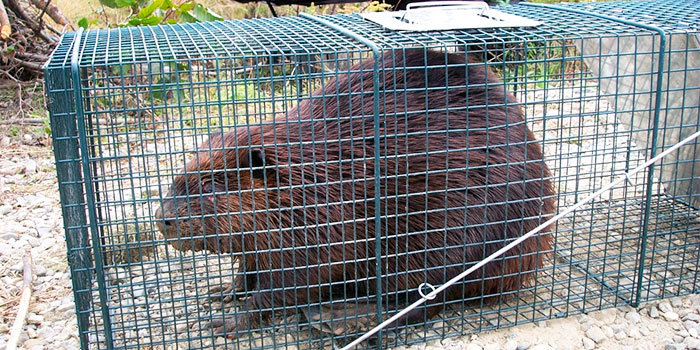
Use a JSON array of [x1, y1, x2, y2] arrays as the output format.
[[360, 1, 542, 31]]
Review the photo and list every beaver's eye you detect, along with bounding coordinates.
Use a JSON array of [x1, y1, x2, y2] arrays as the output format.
[[201, 182, 213, 194]]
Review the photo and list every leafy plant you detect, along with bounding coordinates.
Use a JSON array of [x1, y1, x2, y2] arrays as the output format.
[[7, 126, 19, 137], [93, 0, 223, 28]]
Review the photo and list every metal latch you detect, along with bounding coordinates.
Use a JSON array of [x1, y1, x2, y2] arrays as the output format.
[[360, 1, 542, 31]]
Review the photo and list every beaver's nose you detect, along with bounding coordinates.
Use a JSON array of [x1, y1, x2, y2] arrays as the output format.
[[154, 206, 175, 228]]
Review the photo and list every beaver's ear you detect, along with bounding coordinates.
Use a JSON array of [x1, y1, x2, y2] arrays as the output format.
[[242, 147, 273, 179]]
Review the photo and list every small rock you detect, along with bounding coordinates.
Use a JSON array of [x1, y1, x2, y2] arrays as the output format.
[[516, 344, 531, 350], [659, 301, 674, 313], [23, 236, 40, 248], [650, 306, 660, 318], [0, 232, 19, 241], [629, 327, 642, 339], [673, 335, 684, 343], [602, 326, 614, 338], [37, 326, 56, 338], [586, 326, 607, 344], [26, 313, 43, 325], [537, 320, 548, 327], [175, 322, 189, 332], [625, 311, 641, 324], [466, 344, 482, 350], [666, 311, 681, 321], [25, 159, 37, 174], [614, 331, 626, 340], [36, 226, 52, 237], [684, 314, 700, 322], [483, 344, 498, 350], [440, 340, 464, 350], [56, 302, 74, 313], [612, 324, 627, 333], [686, 338, 700, 349], [10, 261, 24, 272], [678, 329, 690, 338], [671, 297, 683, 308], [0, 160, 23, 175], [132, 287, 146, 299], [22, 339, 43, 348], [34, 265, 47, 277], [640, 327, 650, 336], [592, 309, 617, 325], [530, 346, 554, 350], [688, 327, 698, 338], [582, 337, 596, 350], [504, 340, 518, 350]]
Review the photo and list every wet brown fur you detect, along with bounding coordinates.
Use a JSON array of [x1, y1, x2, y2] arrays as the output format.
[[156, 48, 557, 335]]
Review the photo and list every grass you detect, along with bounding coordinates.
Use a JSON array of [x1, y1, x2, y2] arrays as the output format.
[[0, 82, 52, 140]]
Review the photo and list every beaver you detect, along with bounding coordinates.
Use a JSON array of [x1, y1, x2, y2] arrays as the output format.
[[155, 48, 557, 338]]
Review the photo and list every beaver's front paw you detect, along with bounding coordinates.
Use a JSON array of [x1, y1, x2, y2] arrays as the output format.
[[210, 313, 252, 338], [208, 276, 251, 303]]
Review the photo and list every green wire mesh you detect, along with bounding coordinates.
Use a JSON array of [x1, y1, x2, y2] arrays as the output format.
[[43, 1, 700, 349]]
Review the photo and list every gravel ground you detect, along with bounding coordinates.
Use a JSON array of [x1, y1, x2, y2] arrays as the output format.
[[0, 85, 698, 349]]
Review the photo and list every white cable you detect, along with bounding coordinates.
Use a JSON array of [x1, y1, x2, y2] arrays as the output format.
[[341, 128, 700, 350]]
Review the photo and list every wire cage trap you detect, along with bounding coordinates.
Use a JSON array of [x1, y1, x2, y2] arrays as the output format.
[[42, 0, 700, 349]]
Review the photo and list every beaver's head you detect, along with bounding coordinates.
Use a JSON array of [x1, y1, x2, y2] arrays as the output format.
[[154, 131, 277, 253]]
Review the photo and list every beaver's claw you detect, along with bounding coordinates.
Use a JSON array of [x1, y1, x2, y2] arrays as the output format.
[[210, 314, 247, 338], [208, 276, 251, 303], [208, 283, 237, 303]]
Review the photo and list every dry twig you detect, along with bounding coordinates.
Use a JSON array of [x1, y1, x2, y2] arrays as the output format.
[[30, 0, 73, 30], [6, 251, 34, 350], [0, 118, 45, 125]]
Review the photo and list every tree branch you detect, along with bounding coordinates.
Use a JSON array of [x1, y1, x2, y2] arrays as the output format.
[[4, 0, 56, 43], [29, 0, 73, 31]]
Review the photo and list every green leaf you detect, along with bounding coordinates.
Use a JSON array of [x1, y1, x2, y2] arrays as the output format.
[[140, 15, 163, 25], [100, 0, 136, 8], [160, 0, 174, 10], [78, 17, 89, 29], [166, 18, 178, 24], [128, 18, 143, 26], [191, 4, 223, 22], [178, 11, 197, 23], [5, 45, 16, 54], [137, 0, 164, 19], [179, 1, 195, 12]]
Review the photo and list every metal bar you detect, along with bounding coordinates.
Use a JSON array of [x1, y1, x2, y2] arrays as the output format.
[[522, 1, 668, 308], [70, 27, 115, 349], [43, 32, 92, 350], [298, 12, 386, 341]]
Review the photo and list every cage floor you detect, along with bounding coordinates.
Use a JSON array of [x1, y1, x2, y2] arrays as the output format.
[[87, 195, 700, 349]]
